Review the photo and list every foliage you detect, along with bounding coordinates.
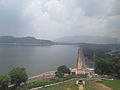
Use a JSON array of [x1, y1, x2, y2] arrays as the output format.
[[9, 67, 28, 87], [95, 56, 120, 79], [15, 85, 29, 90], [9, 85, 29, 90], [81, 44, 120, 61], [13, 76, 75, 89], [0, 75, 10, 90], [55, 65, 70, 78], [39, 80, 78, 90], [102, 80, 120, 90], [27, 76, 73, 89]]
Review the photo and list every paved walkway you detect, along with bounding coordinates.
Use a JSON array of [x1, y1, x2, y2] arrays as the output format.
[[79, 85, 83, 90]]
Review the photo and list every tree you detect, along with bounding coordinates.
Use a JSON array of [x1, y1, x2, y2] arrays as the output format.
[[55, 65, 70, 78], [0, 75, 10, 90], [9, 67, 28, 87], [95, 56, 120, 79]]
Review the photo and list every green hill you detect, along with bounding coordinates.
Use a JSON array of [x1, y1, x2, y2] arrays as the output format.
[[0, 36, 54, 45]]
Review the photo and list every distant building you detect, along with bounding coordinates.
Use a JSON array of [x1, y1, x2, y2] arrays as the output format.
[[71, 48, 94, 75]]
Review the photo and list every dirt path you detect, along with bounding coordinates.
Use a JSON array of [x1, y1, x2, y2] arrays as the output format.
[[66, 88, 72, 90], [93, 81, 113, 90], [79, 85, 83, 90]]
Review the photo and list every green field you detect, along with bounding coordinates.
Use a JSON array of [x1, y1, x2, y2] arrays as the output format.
[[84, 80, 99, 90], [102, 80, 120, 90], [39, 80, 78, 90]]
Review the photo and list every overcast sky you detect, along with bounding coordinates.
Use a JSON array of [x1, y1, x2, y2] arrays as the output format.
[[0, 0, 120, 40]]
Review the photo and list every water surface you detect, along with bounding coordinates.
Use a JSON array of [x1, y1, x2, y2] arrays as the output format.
[[0, 45, 78, 76]]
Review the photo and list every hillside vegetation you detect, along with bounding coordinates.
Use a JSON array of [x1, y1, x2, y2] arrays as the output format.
[[0, 36, 54, 45]]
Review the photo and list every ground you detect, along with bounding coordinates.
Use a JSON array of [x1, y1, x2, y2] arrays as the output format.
[[84, 80, 114, 90], [102, 80, 120, 90], [31, 79, 120, 90], [39, 80, 78, 90], [93, 80, 113, 90], [84, 80, 99, 90], [79, 85, 83, 90]]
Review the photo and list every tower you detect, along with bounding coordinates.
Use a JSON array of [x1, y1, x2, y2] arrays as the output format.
[[76, 48, 86, 74], [93, 51, 95, 69]]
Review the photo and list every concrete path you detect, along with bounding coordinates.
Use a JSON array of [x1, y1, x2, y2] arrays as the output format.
[[79, 85, 83, 90]]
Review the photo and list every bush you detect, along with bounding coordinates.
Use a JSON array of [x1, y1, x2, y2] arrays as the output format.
[[76, 74, 87, 78], [9, 67, 28, 87], [55, 65, 70, 78], [0, 75, 10, 90], [27, 76, 73, 89], [15, 85, 29, 90]]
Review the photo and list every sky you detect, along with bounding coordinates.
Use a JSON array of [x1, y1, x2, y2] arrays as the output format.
[[0, 0, 120, 40]]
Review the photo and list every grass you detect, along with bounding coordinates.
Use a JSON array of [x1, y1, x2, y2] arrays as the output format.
[[102, 80, 120, 90], [84, 80, 100, 90], [27, 76, 74, 89], [39, 80, 78, 90]]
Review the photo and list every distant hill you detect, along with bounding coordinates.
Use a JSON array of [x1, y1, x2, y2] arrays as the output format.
[[0, 36, 54, 45], [55, 36, 120, 44]]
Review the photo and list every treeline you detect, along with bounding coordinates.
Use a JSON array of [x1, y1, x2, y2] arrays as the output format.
[[80, 43, 120, 79], [95, 56, 120, 79], [81, 43, 120, 60]]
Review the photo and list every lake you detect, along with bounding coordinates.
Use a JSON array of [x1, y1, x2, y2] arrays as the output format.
[[0, 45, 78, 76]]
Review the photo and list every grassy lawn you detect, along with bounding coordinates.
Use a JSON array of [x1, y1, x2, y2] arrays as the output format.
[[39, 80, 78, 90], [102, 80, 120, 90], [84, 80, 100, 90]]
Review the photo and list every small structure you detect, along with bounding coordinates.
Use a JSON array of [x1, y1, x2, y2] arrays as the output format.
[[76, 79, 85, 85]]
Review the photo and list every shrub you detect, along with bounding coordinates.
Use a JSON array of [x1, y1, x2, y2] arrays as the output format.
[[27, 76, 73, 89], [9, 67, 28, 87], [0, 75, 10, 90], [55, 65, 70, 78]]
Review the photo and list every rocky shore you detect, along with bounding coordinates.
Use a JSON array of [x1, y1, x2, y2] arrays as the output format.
[[28, 71, 56, 82]]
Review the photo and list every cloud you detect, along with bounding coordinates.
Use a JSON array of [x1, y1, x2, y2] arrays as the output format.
[[104, 0, 120, 38], [105, 15, 120, 38], [74, 0, 113, 17], [0, 0, 119, 39], [0, 0, 33, 36], [108, 0, 120, 16]]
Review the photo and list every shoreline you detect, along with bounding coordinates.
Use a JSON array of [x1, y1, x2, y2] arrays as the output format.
[[28, 71, 56, 82]]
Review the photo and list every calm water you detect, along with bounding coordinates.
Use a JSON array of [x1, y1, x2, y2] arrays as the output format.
[[0, 45, 78, 76]]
